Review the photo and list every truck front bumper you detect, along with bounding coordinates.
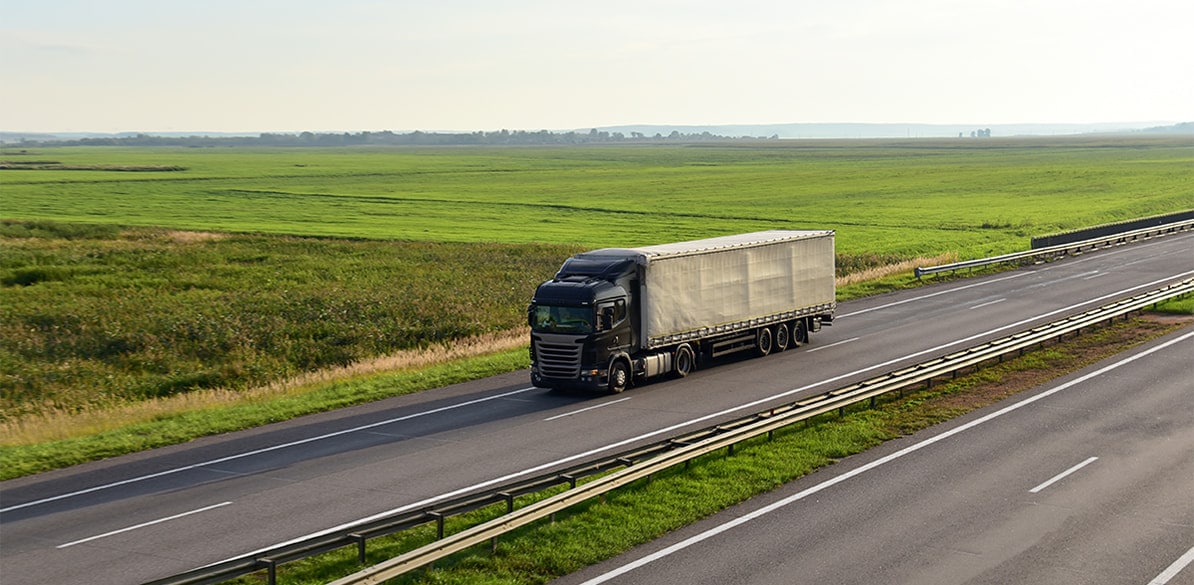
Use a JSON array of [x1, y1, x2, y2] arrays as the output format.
[[531, 365, 608, 391]]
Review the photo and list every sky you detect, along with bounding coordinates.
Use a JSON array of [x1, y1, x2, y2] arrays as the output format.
[[2, 0, 1192, 133]]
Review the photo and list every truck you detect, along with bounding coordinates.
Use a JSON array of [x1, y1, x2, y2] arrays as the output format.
[[528, 230, 836, 392]]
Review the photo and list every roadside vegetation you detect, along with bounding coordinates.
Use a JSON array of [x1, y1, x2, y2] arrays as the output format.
[[1, 137, 1191, 480]]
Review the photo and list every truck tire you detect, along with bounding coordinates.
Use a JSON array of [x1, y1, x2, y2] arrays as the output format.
[[608, 360, 630, 393], [756, 327, 773, 357], [774, 323, 790, 352], [794, 319, 808, 346], [674, 344, 695, 378]]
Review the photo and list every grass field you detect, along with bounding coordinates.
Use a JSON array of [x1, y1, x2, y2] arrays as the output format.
[[1, 136, 1191, 468], [4, 136, 1191, 256], [0, 224, 572, 421]]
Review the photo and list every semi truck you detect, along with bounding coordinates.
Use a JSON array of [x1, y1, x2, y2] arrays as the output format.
[[528, 230, 836, 392]]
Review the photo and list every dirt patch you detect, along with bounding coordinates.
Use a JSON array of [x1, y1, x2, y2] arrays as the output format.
[[162, 230, 229, 243], [1140, 312, 1194, 325]]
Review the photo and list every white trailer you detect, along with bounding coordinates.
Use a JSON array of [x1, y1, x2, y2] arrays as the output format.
[[529, 230, 836, 392]]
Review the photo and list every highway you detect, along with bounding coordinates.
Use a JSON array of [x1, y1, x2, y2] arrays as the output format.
[[1, 231, 1191, 585], [557, 326, 1194, 585]]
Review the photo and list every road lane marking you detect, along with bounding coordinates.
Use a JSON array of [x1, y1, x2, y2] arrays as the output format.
[[11, 270, 1194, 519], [837, 273, 1026, 318], [57, 502, 232, 549], [545, 398, 632, 421], [969, 298, 1007, 310], [575, 328, 1194, 585], [1149, 545, 1194, 585], [806, 337, 859, 353], [1029, 456, 1099, 493], [0, 387, 537, 514]]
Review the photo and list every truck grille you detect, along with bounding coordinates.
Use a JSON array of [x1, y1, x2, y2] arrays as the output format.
[[535, 338, 582, 379]]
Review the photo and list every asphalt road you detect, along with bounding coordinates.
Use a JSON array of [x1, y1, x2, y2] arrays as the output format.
[[556, 326, 1194, 585], [2, 231, 1192, 585]]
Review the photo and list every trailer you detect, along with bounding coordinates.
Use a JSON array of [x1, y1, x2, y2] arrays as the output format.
[[529, 230, 835, 392]]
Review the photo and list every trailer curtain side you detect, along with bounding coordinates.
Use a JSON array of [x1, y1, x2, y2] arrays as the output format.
[[632, 230, 835, 343]]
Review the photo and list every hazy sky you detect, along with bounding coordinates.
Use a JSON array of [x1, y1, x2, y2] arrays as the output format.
[[3, 0, 1191, 133]]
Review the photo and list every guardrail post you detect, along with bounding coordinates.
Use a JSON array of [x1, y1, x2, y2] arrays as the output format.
[[428, 511, 445, 540], [260, 558, 278, 585], [350, 533, 367, 564]]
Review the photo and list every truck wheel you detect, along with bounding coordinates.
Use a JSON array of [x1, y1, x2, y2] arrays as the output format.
[[774, 323, 790, 352], [756, 327, 773, 357], [608, 360, 630, 393], [674, 345, 695, 378], [794, 319, 808, 346]]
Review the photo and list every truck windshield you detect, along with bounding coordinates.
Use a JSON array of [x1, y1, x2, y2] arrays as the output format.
[[532, 305, 593, 334]]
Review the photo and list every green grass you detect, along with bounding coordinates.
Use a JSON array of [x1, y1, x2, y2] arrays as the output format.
[[1156, 296, 1194, 315], [4, 138, 1191, 257], [0, 224, 573, 422]]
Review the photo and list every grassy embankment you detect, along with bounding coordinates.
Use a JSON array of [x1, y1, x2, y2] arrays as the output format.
[[1, 137, 1191, 479]]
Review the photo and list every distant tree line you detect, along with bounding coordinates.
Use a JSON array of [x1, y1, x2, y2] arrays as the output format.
[[16, 128, 778, 147]]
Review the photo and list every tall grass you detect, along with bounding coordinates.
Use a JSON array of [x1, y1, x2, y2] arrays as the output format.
[[0, 223, 576, 422]]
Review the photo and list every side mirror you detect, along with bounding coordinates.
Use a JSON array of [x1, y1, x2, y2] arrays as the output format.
[[527, 305, 535, 327]]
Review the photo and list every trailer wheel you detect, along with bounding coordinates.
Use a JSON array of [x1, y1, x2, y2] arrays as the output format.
[[794, 319, 808, 346], [674, 344, 695, 378], [756, 327, 773, 357], [774, 323, 790, 352], [608, 360, 630, 393]]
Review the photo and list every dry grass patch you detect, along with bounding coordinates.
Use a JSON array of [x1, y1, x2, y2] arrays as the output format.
[[836, 253, 958, 288], [0, 328, 529, 447], [160, 229, 229, 243]]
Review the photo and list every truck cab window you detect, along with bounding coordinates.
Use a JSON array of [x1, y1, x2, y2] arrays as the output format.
[[532, 305, 593, 334], [597, 299, 627, 331]]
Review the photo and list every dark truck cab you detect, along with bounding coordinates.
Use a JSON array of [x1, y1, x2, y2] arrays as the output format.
[[529, 253, 638, 391]]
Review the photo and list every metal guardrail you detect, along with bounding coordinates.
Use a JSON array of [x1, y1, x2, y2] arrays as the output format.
[[1032, 210, 1194, 249], [914, 218, 1194, 278], [322, 276, 1194, 585]]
